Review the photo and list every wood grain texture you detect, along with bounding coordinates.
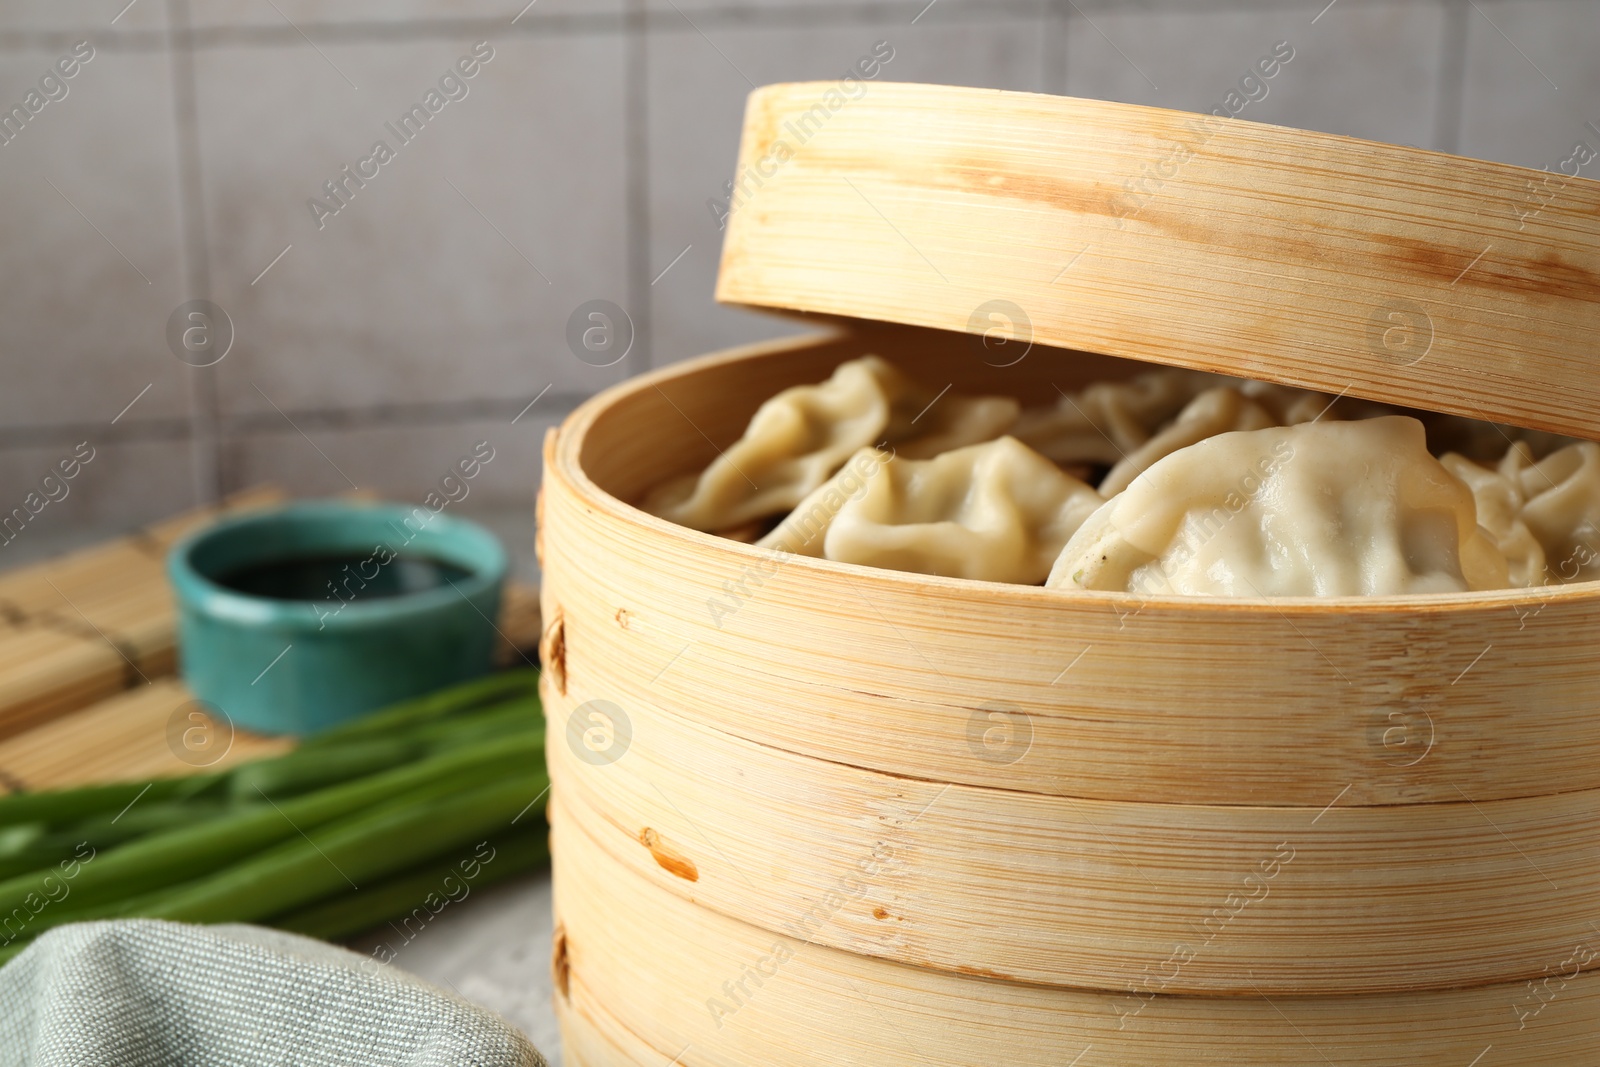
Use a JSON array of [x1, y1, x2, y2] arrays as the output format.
[[0, 678, 292, 792], [541, 330, 1600, 808], [0, 486, 289, 737], [0, 621, 130, 741], [555, 990, 671, 1067], [545, 671, 1600, 995], [551, 801, 1600, 1065], [716, 83, 1600, 440]]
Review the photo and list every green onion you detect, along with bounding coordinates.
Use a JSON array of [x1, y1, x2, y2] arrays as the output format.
[[296, 669, 539, 750], [224, 740, 427, 802], [226, 699, 539, 803], [0, 734, 541, 928], [0, 774, 226, 831], [266, 824, 549, 942], [0, 669, 552, 959], [144, 772, 548, 924]]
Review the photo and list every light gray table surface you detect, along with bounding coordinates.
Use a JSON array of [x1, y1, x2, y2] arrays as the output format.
[[349, 871, 563, 1066]]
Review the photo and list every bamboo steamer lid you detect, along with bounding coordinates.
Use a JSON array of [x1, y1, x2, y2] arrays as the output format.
[[716, 82, 1600, 439]]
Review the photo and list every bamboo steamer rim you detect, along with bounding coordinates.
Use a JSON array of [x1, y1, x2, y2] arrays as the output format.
[[557, 332, 1598, 611], [715, 81, 1600, 441]]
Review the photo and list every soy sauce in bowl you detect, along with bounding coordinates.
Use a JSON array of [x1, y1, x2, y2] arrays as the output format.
[[169, 500, 507, 735]]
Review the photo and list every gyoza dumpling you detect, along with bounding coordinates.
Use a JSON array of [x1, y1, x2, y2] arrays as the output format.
[[1445, 440, 1600, 584], [1094, 382, 1401, 496], [1512, 441, 1600, 581], [1238, 380, 1395, 425], [886, 376, 1019, 461], [1097, 387, 1278, 497], [1235, 381, 1332, 425], [643, 356, 1017, 531], [1423, 411, 1584, 463], [1047, 416, 1511, 597], [758, 437, 1103, 584], [1011, 368, 1220, 467], [1440, 446, 1547, 587]]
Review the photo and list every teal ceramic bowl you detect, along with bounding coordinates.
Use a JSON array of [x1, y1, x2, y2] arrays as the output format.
[[169, 500, 507, 736]]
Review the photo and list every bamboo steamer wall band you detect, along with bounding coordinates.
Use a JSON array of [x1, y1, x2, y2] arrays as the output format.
[[545, 675, 1600, 995], [550, 804, 1600, 1066], [717, 83, 1600, 440], [541, 330, 1600, 808]]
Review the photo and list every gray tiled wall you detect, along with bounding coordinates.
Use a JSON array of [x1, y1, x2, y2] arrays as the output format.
[[1, 0, 1593, 576]]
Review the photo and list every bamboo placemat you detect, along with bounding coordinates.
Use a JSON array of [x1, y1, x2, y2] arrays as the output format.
[[0, 490, 542, 791], [0, 678, 293, 793], [0, 487, 287, 739]]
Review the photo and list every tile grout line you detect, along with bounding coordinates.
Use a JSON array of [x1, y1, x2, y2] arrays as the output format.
[[0, 393, 592, 453], [0, 0, 1465, 57], [624, 0, 653, 374], [1432, 0, 1470, 155], [165, 0, 224, 506]]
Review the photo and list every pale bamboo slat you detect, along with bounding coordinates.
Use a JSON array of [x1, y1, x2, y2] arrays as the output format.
[[0, 622, 131, 740], [36, 578, 177, 672], [555, 991, 674, 1067], [545, 673, 1600, 996], [0, 486, 291, 735], [0, 678, 293, 792], [541, 329, 1600, 808], [551, 801, 1600, 1066], [0, 540, 164, 624], [717, 83, 1600, 440]]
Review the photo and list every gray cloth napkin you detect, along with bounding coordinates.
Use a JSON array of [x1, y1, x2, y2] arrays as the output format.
[[0, 919, 546, 1067]]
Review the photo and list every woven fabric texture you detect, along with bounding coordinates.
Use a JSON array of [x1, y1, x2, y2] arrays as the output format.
[[0, 920, 545, 1067]]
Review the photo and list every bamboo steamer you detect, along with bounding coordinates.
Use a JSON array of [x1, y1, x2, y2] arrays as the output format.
[[541, 86, 1600, 1060]]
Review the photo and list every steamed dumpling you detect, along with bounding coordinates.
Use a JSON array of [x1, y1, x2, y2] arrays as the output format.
[[1514, 442, 1600, 581], [1423, 411, 1584, 464], [1098, 387, 1278, 497], [643, 356, 1017, 531], [1440, 446, 1547, 587], [1048, 417, 1511, 597], [758, 437, 1103, 584], [1011, 368, 1220, 467], [1238, 380, 1396, 425], [1445, 440, 1600, 584], [1236, 380, 1333, 425], [886, 377, 1019, 461]]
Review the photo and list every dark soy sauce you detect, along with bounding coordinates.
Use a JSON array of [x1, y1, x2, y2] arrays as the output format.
[[216, 554, 472, 602]]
